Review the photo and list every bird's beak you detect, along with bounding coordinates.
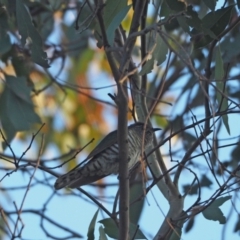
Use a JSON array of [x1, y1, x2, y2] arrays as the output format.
[[153, 128, 161, 132]]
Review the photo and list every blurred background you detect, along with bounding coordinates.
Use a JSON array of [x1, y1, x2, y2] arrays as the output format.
[[0, 0, 240, 239]]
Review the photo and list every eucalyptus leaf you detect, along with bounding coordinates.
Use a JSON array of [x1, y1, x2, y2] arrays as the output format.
[[0, 75, 41, 143], [16, 0, 49, 67], [87, 209, 99, 240], [202, 0, 216, 11], [106, 5, 131, 46], [99, 218, 147, 239], [215, 46, 230, 135], [164, 0, 186, 12], [193, 5, 234, 48], [99, 226, 108, 240], [202, 206, 226, 224], [0, 32, 11, 55], [202, 196, 231, 224], [103, 0, 127, 28], [234, 216, 240, 233], [154, 34, 168, 66], [139, 58, 154, 76], [237, 0, 240, 9]]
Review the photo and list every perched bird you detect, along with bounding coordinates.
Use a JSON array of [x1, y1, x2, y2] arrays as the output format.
[[54, 122, 160, 189]]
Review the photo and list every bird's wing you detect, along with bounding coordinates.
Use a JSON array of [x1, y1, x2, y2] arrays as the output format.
[[87, 129, 118, 159], [54, 130, 119, 190]]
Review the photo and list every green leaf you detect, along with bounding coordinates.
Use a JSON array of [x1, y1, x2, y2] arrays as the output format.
[[0, 75, 41, 143], [213, 196, 232, 207], [220, 105, 230, 136], [99, 226, 108, 240], [154, 34, 168, 66], [183, 132, 197, 148], [186, 6, 202, 31], [0, 31, 11, 55], [164, 0, 186, 12], [202, 196, 231, 224], [16, 0, 49, 68], [185, 218, 194, 233], [99, 218, 147, 239], [99, 218, 119, 239], [202, 0, 216, 11], [202, 6, 233, 30], [221, 34, 240, 62], [139, 58, 154, 75], [237, 0, 240, 9], [87, 209, 99, 240], [106, 5, 131, 46], [183, 175, 213, 196], [215, 46, 224, 81], [160, 0, 173, 17], [104, 0, 127, 28], [215, 46, 230, 135], [193, 6, 234, 48], [129, 176, 145, 224], [201, 175, 212, 187], [202, 207, 226, 224], [234, 216, 240, 233], [0, 92, 17, 144], [177, 16, 190, 33]]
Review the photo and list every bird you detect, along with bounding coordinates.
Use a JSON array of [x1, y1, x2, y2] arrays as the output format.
[[54, 122, 160, 190]]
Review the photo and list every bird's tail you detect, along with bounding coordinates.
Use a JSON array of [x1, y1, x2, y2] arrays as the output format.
[[54, 168, 108, 189]]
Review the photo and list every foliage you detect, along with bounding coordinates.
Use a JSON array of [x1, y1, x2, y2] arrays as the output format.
[[0, 0, 240, 239]]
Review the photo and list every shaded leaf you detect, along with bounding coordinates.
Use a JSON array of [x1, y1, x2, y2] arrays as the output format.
[[183, 175, 213, 196], [164, 0, 186, 12], [99, 218, 146, 239], [202, 0, 216, 11], [29, 2, 54, 40], [0, 75, 41, 143], [201, 175, 212, 187], [129, 175, 145, 225], [213, 196, 232, 207], [0, 32, 11, 55], [238, 0, 240, 9], [63, 22, 89, 58], [87, 209, 99, 240], [16, 0, 49, 67], [193, 6, 234, 48], [177, 16, 190, 33], [185, 218, 194, 233], [202, 196, 231, 224], [139, 58, 154, 75], [231, 144, 240, 161], [202, 206, 226, 224], [202, 6, 233, 30], [154, 33, 168, 66], [215, 46, 224, 81], [99, 226, 108, 240], [186, 6, 202, 31], [215, 46, 230, 135], [160, 0, 173, 17], [104, 0, 127, 28], [94, 0, 127, 48], [183, 132, 197, 148], [234, 216, 240, 233], [221, 34, 240, 62], [183, 184, 198, 195], [107, 5, 131, 46]]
